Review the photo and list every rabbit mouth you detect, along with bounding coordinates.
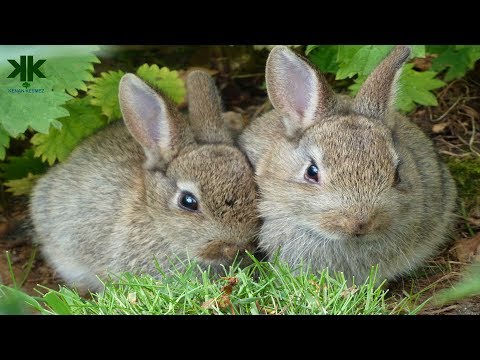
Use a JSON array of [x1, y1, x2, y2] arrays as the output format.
[[198, 240, 256, 265]]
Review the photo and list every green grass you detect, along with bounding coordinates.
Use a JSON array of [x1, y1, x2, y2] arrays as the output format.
[[0, 256, 427, 315], [433, 263, 480, 306]]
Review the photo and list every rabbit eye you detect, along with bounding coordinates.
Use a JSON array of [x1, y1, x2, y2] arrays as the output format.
[[304, 162, 320, 183], [179, 192, 199, 212]]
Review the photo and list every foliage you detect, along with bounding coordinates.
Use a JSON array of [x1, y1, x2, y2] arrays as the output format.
[[0, 46, 100, 142], [136, 64, 186, 104], [0, 46, 185, 168], [306, 45, 480, 112], [434, 263, 480, 306], [0, 149, 48, 180], [88, 70, 125, 121], [0, 258, 424, 315], [429, 45, 480, 82], [31, 97, 108, 165], [4, 173, 41, 196], [88, 65, 185, 123]]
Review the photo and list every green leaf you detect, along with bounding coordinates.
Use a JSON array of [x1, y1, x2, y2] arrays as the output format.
[[411, 45, 426, 58], [307, 46, 339, 74], [0, 83, 72, 137], [0, 46, 100, 137], [89, 66, 186, 124], [336, 45, 394, 80], [347, 76, 367, 96], [43, 292, 72, 315], [305, 45, 319, 56], [426, 45, 450, 55], [43, 51, 100, 96], [431, 45, 480, 82], [88, 70, 125, 121], [0, 46, 100, 96], [435, 264, 480, 305], [0, 126, 10, 160], [4, 173, 41, 196], [136, 64, 186, 104], [396, 64, 446, 112], [0, 149, 48, 180], [31, 97, 108, 165]]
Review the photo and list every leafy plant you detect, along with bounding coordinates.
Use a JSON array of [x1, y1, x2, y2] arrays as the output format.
[[306, 45, 480, 112], [434, 263, 480, 306], [0, 45, 185, 193]]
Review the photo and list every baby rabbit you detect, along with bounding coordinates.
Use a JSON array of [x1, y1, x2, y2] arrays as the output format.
[[30, 70, 259, 292], [239, 45, 457, 283]]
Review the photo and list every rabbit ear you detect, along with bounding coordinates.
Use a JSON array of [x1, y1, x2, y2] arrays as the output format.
[[266, 46, 336, 137], [186, 70, 233, 144], [352, 45, 411, 122], [119, 74, 195, 170]]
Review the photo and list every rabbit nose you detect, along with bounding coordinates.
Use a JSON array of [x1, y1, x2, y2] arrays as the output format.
[[342, 216, 376, 236], [223, 242, 256, 260]]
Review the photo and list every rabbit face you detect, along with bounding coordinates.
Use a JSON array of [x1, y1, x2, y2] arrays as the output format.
[[256, 113, 415, 243], [143, 144, 259, 267]]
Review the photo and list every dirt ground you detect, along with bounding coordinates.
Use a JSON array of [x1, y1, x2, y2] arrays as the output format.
[[1, 49, 480, 314]]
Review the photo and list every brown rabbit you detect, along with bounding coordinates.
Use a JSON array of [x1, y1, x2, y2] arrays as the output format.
[[30, 71, 259, 292], [239, 46, 457, 283]]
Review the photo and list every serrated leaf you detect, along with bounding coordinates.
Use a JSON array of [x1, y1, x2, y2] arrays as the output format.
[[349, 64, 445, 112], [4, 173, 41, 196], [88, 70, 125, 121], [31, 97, 107, 165], [0, 46, 100, 136], [307, 45, 339, 74], [0, 149, 48, 180], [336, 45, 394, 80], [431, 45, 480, 82], [0, 126, 10, 160], [0, 85, 72, 137], [136, 64, 186, 104], [396, 64, 446, 112], [0, 46, 100, 96]]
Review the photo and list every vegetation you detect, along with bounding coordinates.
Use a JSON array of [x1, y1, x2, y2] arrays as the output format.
[[0, 45, 479, 314], [0, 258, 425, 315]]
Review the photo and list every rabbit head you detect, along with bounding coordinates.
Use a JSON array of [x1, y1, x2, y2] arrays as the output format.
[[256, 46, 410, 241], [118, 71, 259, 270]]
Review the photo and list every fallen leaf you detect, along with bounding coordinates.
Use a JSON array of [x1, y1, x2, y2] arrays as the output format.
[[201, 298, 216, 310], [220, 277, 239, 295], [432, 122, 449, 133], [453, 234, 480, 263], [127, 292, 137, 304], [413, 56, 433, 71], [340, 286, 359, 298]]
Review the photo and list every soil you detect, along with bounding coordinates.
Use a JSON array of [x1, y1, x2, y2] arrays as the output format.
[[1, 47, 479, 314]]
